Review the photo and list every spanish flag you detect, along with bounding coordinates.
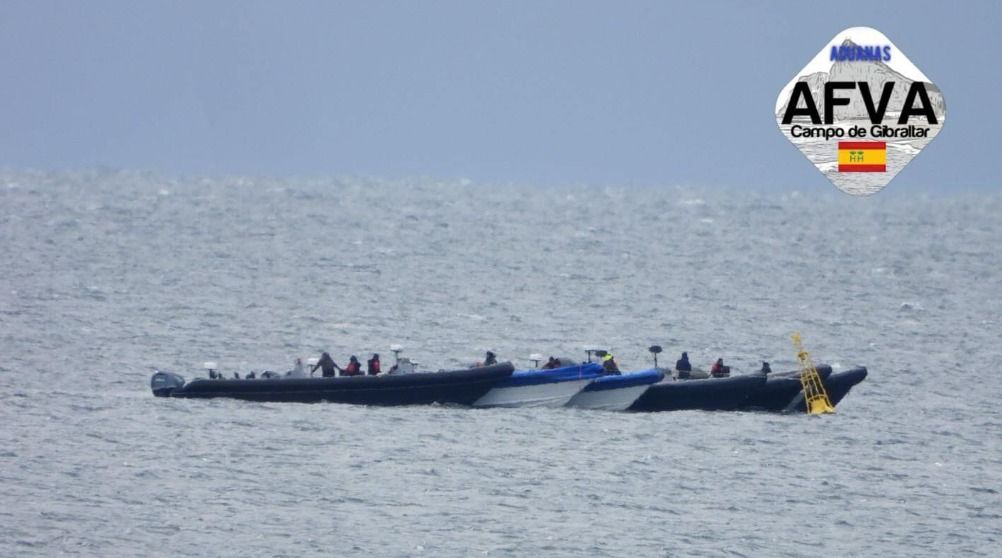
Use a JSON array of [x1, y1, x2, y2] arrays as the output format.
[[838, 141, 886, 172]]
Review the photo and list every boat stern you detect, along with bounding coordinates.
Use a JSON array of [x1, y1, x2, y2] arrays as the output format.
[[151, 370, 186, 397]]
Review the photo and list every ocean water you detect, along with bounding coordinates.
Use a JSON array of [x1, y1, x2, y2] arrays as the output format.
[[0, 170, 999, 557]]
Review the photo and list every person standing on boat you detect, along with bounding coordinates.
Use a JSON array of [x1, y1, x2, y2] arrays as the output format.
[[367, 353, 381, 375], [760, 361, 772, 375], [483, 351, 498, 366], [602, 353, 621, 375], [311, 352, 340, 378], [676, 352, 692, 379]]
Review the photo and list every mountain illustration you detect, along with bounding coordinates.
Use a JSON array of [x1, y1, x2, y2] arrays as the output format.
[[777, 39, 946, 122]]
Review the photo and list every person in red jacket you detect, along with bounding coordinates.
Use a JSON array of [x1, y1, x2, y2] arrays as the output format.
[[367, 354, 381, 375], [710, 358, 730, 378], [342, 356, 362, 376]]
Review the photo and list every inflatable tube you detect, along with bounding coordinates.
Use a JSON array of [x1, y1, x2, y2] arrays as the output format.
[[583, 368, 664, 392], [738, 365, 834, 412], [779, 366, 868, 412], [495, 362, 604, 388], [566, 368, 664, 411], [628, 374, 767, 412], [474, 362, 603, 407], [150, 363, 514, 406], [822, 366, 868, 407]]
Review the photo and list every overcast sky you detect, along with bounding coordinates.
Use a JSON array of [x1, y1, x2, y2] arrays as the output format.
[[1, 1, 998, 189]]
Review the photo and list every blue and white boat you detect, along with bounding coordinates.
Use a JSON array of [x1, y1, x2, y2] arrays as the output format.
[[566, 368, 665, 411], [474, 361, 604, 408]]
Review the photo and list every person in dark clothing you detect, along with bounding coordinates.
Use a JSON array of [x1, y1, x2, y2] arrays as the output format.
[[483, 351, 498, 366], [342, 356, 362, 376], [602, 354, 621, 375], [676, 352, 692, 379], [367, 354, 381, 375], [542, 356, 560, 370], [760, 361, 772, 374], [311, 352, 339, 378]]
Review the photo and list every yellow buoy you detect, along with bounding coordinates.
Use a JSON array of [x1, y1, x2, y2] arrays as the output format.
[[790, 332, 835, 414]]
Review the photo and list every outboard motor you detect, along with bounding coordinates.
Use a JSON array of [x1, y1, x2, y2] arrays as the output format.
[[151, 370, 185, 397]]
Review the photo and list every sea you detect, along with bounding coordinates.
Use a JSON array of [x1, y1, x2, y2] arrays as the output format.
[[1, 170, 999, 557]]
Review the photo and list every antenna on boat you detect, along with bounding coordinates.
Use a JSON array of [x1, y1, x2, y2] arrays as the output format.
[[648, 345, 662, 368], [528, 353, 543, 368], [203, 361, 218, 379], [390, 344, 404, 364]]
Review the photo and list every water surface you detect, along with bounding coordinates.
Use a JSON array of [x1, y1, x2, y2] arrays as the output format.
[[1, 171, 999, 556]]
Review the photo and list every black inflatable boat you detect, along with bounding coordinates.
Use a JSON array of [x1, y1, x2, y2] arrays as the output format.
[[738, 365, 834, 412], [150, 363, 514, 406], [628, 374, 767, 412], [815, 366, 868, 408]]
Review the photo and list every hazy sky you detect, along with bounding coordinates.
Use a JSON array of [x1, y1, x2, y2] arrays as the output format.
[[1, 1, 999, 189]]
